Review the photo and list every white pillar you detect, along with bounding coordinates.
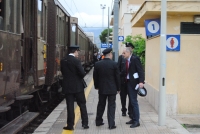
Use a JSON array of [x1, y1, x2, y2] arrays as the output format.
[[158, 0, 167, 126]]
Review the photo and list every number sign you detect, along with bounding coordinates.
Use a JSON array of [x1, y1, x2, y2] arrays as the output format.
[[145, 19, 160, 36]]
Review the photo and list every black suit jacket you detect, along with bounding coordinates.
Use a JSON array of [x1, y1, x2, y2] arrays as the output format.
[[117, 55, 126, 86], [93, 58, 120, 94], [128, 55, 145, 88], [60, 55, 86, 94]]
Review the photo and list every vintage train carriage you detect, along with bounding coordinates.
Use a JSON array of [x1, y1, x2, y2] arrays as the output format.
[[78, 26, 87, 66], [0, 0, 96, 131], [77, 26, 94, 71], [0, 0, 96, 105]]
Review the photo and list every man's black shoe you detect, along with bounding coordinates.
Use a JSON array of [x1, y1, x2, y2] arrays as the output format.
[[96, 122, 104, 126], [63, 126, 74, 130], [130, 122, 140, 128], [82, 124, 89, 129], [109, 125, 116, 129], [126, 120, 133, 124], [122, 113, 126, 116]]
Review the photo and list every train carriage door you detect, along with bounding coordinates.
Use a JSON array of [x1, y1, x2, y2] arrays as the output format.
[[0, 0, 22, 97], [0, 0, 6, 96], [55, 8, 65, 79], [21, 0, 38, 88], [45, 0, 56, 85], [0, 31, 7, 97], [37, 0, 47, 86]]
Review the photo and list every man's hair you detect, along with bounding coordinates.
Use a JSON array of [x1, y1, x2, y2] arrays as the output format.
[[69, 49, 76, 54], [104, 53, 111, 58], [124, 47, 133, 54]]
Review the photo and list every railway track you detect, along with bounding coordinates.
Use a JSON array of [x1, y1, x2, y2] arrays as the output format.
[[17, 93, 65, 134]]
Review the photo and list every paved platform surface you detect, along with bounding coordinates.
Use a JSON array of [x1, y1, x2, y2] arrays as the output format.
[[33, 69, 199, 134], [74, 86, 189, 134]]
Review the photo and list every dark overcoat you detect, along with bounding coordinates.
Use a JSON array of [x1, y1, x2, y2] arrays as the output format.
[[60, 55, 85, 94], [93, 58, 120, 94]]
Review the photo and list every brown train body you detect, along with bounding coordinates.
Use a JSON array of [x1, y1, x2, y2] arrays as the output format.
[[0, 0, 98, 130]]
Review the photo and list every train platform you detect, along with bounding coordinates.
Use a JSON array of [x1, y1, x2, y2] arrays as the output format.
[[33, 69, 190, 134]]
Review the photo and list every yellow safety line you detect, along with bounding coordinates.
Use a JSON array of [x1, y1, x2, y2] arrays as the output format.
[[62, 80, 94, 134]]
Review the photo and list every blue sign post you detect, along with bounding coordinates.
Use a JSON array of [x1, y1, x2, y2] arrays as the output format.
[[145, 19, 160, 36], [166, 35, 180, 51], [118, 36, 124, 42], [101, 43, 113, 48]]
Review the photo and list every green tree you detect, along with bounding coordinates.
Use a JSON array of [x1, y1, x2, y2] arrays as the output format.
[[123, 34, 146, 68], [99, 28, 113, 43]]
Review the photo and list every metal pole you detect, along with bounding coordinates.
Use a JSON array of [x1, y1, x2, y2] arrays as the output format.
[[102, 8, 104, 28], [158, 0, 167, 126], [107, 7, 109, 47], [100, 4, 106, 50], [100, 4, 106, 28], [113, 0, 119, 62]]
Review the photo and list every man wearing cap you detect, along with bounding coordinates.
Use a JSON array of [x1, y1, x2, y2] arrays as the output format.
[[122, 43, 145, 128], [117, 53, 133, 118], [93, 48, 120, 129], [61, 45, 89, 130]]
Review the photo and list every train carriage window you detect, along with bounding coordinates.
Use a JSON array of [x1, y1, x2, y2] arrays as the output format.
[[16, 0, 22, 34], [0, 0, 4, 30], [38, 0, 43, 37], [61, 18, 65, 45], [56, 16, 58, 43], [64, 17, 68, 47], [59, 17, 61, 44], [71, 24, 76, 45], [43, 5, 47, 40], [9, 0, 15, 32], [0, 0, 21, 33]]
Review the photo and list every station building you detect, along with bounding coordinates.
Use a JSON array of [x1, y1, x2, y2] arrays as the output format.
[[112, 0, 200, 115]]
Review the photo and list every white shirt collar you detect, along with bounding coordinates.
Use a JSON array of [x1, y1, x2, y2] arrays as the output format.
[[69, 53, 75, 57], [128, 55, 132, 62]]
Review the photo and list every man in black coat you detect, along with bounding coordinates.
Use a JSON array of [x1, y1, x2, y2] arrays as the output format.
[[60, 45, 89, 130], [117, 54, 132, 118], [122, 43, 145, 128], [93, 48, 120, 129]]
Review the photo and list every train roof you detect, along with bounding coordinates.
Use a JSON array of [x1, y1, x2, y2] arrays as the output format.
[[54, 0, 94, 45], [54, 0, 70, 16]]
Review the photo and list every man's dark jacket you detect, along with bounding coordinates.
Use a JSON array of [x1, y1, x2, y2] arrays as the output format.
[[128, 55, 145, 88], [60, 55, 85, 94], [93, 58, 120, 94], [117, 55, 126, 86]]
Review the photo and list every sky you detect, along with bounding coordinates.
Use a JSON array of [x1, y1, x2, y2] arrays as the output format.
[[58, 0, 113, 28]]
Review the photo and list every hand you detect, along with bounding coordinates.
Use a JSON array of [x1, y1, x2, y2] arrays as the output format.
[[117, 91, 120, 94], [139, 83, 144, 88]]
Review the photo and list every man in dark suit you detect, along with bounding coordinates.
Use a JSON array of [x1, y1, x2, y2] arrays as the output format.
[[122, 43, 145, 128], [93, 48, 120, 129], [60, 45, 89, 130], [93, 52, 98, 64], [117, 54, 132, 118]]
